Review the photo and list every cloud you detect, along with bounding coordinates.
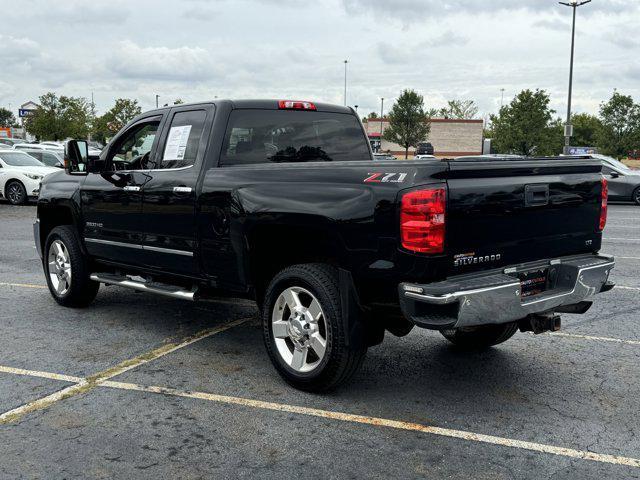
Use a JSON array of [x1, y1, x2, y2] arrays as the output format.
[[532, 18, 571, 32], [377, 30, 468, 65], [606, 32, 640, 50], [107, 41, 218, 82], [0, 35, 40, 61], [181, 6, 218, 21], [342, 0, 634, 24], [33, 0, 131, 25]]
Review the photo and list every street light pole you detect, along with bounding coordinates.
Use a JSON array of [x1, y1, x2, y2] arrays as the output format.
[[343, 60, 348, 106], [379, 97, 384, 152], [500, 88, 505, 108], [155, 95, 160, 109], [560, 0, 591, 153]]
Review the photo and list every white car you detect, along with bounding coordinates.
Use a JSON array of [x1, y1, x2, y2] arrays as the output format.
[[0, 150, 58, 205], [413, 154, 436, 160], [14, 143, 64, 155]]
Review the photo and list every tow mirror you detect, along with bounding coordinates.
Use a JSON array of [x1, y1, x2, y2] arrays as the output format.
[[64, 140, 89, 174]]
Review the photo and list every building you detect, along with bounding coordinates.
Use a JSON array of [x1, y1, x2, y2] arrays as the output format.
[[364, 118, 484, 158]]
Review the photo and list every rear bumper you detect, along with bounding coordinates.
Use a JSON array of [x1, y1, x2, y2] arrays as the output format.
[[399, 254, 615, 329]]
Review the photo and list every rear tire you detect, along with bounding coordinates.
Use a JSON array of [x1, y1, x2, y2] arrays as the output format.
[[633, 187, 640, 206], [440, 322, 518, 351], [262, 263, 367, 392], [6, 181, 27, 205], [44, 226, 99, 308]]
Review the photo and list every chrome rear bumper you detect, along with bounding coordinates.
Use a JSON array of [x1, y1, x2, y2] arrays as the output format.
[[399, 254, 615, 329]]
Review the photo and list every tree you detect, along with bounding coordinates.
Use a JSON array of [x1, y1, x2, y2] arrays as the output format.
[[92, 98, 142, 144], [571, 113, 602, 148], [439, 99, 479, 119], [383, 89, 430, 159], [173, 98, 185, 105], [25, 92, 91, 141], [596, 91, 640, 158], [488, 89, 561, 156], [0, 108, 18, 128], [362, 111, 378, 123]]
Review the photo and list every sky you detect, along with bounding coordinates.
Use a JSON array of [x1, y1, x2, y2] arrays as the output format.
[[0, 0, 638, 120]]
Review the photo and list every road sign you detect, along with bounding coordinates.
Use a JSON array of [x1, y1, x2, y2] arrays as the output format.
[[567, 146, 598, 155], [18, 109, 34, 118]]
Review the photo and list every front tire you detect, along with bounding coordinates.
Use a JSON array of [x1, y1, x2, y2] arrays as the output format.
[[262, 264, 367, 392], [44, 226, 99, 307], [633, 186, 640, 206], [6, 181, 27, 205], [440, 322, 518, 351]]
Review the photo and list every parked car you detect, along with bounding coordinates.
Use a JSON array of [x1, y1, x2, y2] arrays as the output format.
[[14, 143, 64, 155], [416, 142, 434, 155], [373, 153, 396, 161], [35, 99, 615, 391], [594, 154, 640, 205], [0, 150, 58, 204], [23, 149, 64, 168], [414, 154, 436, 160], [0, 138, 29, 148]]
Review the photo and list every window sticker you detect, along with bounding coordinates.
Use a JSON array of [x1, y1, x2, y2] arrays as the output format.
[[163, 125, 192, 160]]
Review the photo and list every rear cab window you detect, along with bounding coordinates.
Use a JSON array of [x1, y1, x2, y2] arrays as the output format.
[[220, 109, 371, 166]]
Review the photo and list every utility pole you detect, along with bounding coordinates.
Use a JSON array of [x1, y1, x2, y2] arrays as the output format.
[[155, 95, 160, 109], [500, 88, 505, 108], [379, 97, 384, 153], [343, 60, 348, 106], [560, 0, 591, 154]]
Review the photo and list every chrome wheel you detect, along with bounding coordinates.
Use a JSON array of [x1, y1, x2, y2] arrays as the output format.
[[271, 286, 328, 373], [634, 188, 640, 205], [47, 240, 72, 296], [7, 182, 24, 204]]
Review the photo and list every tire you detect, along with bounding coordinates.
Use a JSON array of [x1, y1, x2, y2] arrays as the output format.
[[633, 187, 640, 206], [6, 180, 27, 205], [44, 225, 99, 308], [262, 263, 367, 392], [440, 322, 518, 351]]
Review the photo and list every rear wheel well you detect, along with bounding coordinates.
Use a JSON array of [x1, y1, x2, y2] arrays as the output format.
[[247, 225, 342, 307]]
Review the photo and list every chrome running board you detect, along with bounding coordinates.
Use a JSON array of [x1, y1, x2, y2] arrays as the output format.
[[89, 273, 196, 301]]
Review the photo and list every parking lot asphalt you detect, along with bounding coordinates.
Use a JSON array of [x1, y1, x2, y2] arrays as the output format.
[[0, 201, 639, 479]]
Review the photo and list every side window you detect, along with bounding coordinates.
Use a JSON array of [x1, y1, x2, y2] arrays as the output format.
[[107, 121, 160, 171], [602, 166, 614, 176], [156, 110, 207, 169]]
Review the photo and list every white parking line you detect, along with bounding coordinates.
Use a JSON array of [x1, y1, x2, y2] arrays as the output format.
[[616, 285, 640, 291], [616, 256, 640, 261], [603, 237, 640, 242], [552, 332, 640, 346], [0, 282, 46, 289], [0, 365, 82, 383], [100, 380, 640, 468], [0, 317, 252, 425]]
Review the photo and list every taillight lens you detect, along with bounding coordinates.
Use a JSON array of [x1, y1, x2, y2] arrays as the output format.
[[599, 177, 608, 231], [400, 187, 446, 253]]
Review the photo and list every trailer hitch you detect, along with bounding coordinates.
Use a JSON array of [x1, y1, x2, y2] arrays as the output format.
[[519, 313, 561, 334]]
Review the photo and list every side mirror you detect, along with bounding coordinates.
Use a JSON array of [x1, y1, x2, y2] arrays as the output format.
[[610, 172, 620, 179], [64, 140, 89, 175]]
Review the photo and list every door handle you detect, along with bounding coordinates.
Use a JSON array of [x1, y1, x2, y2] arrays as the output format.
[[173, 186, 192, 194], [123, 186, 141, 192]]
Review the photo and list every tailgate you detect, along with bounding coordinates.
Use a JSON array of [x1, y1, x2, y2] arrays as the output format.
[[444, 157, 604, 275]]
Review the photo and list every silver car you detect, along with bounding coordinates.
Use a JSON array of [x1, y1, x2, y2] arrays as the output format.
[[595, 154, 640, 205]]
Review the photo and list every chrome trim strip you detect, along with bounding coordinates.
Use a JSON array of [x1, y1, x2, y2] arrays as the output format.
[[143, 244, 194, 256], [404, 281, 521, 304], [84, 238, 193, 257], [84, 238, 143, 250]]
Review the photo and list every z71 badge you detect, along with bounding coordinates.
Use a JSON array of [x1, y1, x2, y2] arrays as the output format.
[[364, 172, 407, 183]]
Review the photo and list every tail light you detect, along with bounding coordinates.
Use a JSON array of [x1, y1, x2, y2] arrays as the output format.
[[599, 177, 608, 231], [278, 100, 317, 111], [400, 187, 446, 253]]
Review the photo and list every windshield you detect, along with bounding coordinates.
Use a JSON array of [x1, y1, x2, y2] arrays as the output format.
[[594, 155, 633, 172], [0, 152, 46, 167]]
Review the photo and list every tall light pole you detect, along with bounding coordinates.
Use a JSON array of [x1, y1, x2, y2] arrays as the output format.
[[155, 95, 160, 109], [343, 60, 348, 106], [379, 97, 384, 152], [500, 88, 505, 108], [560, 0, 591, 154]]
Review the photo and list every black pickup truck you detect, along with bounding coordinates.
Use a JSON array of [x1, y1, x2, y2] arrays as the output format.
[[34, 99, 615, 391]]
